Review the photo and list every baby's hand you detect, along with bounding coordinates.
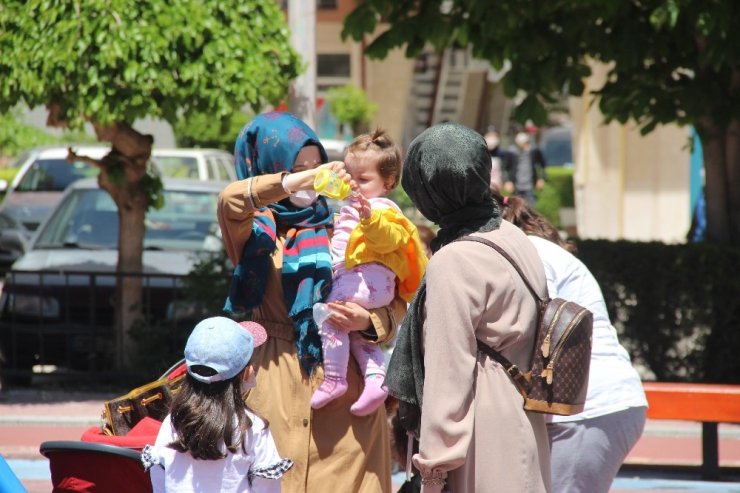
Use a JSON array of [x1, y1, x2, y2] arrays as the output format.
[[350, 184, 371, 219]]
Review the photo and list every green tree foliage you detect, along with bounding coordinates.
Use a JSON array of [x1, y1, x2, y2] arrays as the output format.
[[326, 85, 378, 135], [173, 110, 252, 153], [534, 166, 575, 229], [0, 110, 94, 163], [343, 1, 740, 245], [0, 112, 58, 158], [0, 0, 301, 369], [0, 0, 299, 129]]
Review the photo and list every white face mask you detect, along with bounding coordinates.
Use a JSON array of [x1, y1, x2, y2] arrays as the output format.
[[485, 136, 499, 150], [289, 189, 318, 208]]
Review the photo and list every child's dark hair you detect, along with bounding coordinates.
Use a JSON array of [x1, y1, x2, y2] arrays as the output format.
[[168, 370, 252, 460], [491, 188, 577, 253], [345, 128, 402, 191]]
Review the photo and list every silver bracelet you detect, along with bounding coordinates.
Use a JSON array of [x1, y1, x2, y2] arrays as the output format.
[[247, 178, 257, 209]]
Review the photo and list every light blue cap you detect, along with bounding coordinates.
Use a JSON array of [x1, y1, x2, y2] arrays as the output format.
[[184, 317, 258, 384]]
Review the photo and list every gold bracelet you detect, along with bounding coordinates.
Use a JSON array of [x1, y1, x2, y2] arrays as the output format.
[[421, 477, 445, 485]]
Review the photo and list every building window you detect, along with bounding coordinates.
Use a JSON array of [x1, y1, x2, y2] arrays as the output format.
[[317, 54, 351, 78], [281, 1, 337, 12]]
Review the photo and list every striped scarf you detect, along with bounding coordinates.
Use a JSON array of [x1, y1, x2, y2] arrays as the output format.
[[224, 112, 334, 374]]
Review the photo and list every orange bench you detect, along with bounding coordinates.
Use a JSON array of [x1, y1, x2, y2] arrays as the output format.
[[643, 381, 740, 479]]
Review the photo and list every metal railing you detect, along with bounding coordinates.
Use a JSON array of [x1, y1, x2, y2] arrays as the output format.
[[0, 269, 199, 384]]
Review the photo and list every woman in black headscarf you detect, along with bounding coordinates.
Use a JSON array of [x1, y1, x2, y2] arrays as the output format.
[[386, 122, 552, 492]]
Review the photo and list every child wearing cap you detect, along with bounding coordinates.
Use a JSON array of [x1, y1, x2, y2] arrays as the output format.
[[142, 317, 292, 493]]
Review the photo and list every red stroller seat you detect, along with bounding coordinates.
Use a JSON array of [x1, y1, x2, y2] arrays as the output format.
[[40, 360, 187, 492], [40, 441, 152, 493], [80, 416, 163, 450]]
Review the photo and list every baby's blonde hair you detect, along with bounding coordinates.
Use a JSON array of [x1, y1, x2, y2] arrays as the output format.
[[345, 128, 402, 191]]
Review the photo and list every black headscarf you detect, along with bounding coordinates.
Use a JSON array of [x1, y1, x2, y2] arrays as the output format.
[[385, 122, 502, 437], [402, 122, 502, 250]]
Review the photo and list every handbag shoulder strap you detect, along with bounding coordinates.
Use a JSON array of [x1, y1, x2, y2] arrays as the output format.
[[476, 340, 530, 398], [454, 235, 544, 303], [453, 234, 537, 397]]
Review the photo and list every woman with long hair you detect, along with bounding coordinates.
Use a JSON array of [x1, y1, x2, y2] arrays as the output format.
[[493, 190, 647, 493]]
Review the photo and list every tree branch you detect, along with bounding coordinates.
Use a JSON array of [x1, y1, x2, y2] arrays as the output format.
[[66, 147, 105, 169]]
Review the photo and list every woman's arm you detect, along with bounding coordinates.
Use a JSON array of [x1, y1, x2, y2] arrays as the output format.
[[218, 162, 347, 266], [413, 246, 482, 490], [218, 174, 288, 266]]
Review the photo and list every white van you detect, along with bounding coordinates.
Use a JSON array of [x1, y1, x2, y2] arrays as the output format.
[[0, 146, 237, 245], [151, 148, 236, 182], [0, 145, 107, 234]]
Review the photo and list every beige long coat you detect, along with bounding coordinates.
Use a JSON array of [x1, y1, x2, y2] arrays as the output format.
[[218, 173, 404, 493], [413, 221, 552, 493]]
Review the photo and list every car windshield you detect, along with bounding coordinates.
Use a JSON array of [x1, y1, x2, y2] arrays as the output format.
[[15, 159, 99, 192], [153, 156, 200, 179], [34, 188, 221, 252]]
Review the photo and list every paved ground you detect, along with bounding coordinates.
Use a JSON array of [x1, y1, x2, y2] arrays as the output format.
[[2, 387, 740, 492]]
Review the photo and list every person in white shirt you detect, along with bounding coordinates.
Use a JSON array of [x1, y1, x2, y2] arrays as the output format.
[[493, 190, 648, 493], [142, 317, 293, 493]]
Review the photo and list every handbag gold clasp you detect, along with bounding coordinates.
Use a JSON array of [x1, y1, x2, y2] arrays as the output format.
[[141, 392, 163, 406]]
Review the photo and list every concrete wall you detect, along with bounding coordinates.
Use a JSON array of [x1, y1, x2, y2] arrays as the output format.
[[316, 20, 415, 145], [19, 106, 177, 148], [570, 64, 691, 243]]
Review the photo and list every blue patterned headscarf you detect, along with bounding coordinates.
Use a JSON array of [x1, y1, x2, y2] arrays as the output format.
[[224, 111, 334, 374]]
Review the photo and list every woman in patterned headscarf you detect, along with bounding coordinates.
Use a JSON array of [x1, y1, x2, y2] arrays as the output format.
[[386, 122, 551, 492], [217, 112, 404, 493]]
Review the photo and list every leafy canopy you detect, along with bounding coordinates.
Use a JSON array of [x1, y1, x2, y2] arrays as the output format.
[[174, 110, 252, 152], [0, 110, 95, 160], [326, 85, 378, 131], [0, 0, 301, 129], [343, 0, 740, 133]]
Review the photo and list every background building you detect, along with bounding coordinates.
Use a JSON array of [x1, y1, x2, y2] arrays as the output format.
[[570, 64, 693, 243]]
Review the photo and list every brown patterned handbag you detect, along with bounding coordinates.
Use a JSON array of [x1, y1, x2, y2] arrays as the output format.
[[457, 235, 593, 416], [102, 370, 185, 436]]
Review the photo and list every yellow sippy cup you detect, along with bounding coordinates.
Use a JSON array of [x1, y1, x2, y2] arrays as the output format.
[[313, 168, 352, 200]]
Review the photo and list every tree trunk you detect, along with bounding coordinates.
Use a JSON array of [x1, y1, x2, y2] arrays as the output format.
[[93, 122, 153, 371], [695, 118, 740, 246]]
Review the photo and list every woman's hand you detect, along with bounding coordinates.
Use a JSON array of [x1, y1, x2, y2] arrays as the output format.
[[283, 160, 350, 192], [326, 300, 372, 332]]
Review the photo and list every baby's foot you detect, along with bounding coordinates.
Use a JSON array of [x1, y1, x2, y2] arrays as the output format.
[[311, 377, 348, 410], [350, 374, 388, 416]]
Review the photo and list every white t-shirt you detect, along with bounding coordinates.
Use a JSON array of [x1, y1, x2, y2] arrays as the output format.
[[528, 235, 648, 422], [142, 412, 292, 493]]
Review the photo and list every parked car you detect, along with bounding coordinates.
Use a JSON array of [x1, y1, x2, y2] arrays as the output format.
[[320, 138, 348, 162], [0, 145, 105, 236], [540, 126, 574, 168], [0, 178, 228, 384], [0, 146, 235, 245], [0, 211, 29, 275], [151, 148, 236, 182]]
